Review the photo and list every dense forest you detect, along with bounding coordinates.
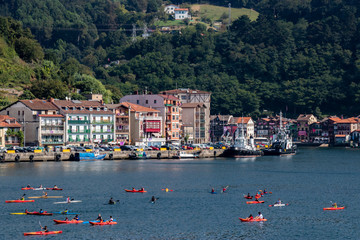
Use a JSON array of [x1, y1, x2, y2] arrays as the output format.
[[1, 0, 360, 118]]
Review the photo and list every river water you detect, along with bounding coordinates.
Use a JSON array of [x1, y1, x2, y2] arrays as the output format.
[[0, 147, 359, 239]]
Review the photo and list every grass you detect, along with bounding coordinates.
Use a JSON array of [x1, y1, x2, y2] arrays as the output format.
[[191, 4, 259, 22]]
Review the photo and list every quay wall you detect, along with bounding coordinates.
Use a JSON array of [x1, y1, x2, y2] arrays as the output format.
[[0, 149, 225, 163]]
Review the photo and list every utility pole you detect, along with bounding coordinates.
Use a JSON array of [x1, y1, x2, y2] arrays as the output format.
[[132, 24, 137, 43], [23, 114, 25, 147], [228, 3, 231, 26], [142, 24, 148, 39]]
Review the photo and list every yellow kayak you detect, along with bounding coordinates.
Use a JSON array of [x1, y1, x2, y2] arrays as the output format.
[[28, 196, 63, 199]]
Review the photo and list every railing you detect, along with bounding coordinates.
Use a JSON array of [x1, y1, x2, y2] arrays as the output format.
[[41, 122, 63, 126], [42, 140, 64, 144], [68, 120, 89, 124], [42, 130, 64, 134], [92, 129, 114, 133], [68, 129, 90, 133], [92, 121, 114, 125]]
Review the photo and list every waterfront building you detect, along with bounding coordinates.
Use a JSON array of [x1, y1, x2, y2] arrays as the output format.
[[120, 102, 164, 147], [236, 117, 255, 138], [0, 115, 21, 147], [120, 94, 182, 144], [160, 88, 211, 143], [296, 114, 317, 142], [106, 104, 130, 145], [210, 115, 234, 142], [0, 99, 62, 146], [53, 99, 115, 145]]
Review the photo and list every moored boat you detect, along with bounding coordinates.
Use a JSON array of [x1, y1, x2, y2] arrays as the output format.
[[172, 151, 199, 159], [73, 152, 106, 161]]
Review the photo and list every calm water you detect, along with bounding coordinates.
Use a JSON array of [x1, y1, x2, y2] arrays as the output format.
[[0, 148, 359, 239]]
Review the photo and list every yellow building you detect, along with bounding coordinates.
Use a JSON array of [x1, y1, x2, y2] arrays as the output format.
[[0, 115, 22, 148]]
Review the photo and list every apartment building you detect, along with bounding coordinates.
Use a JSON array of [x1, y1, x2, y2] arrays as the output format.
[[0, 115, 21, 147], [106, 103, 130, 145]]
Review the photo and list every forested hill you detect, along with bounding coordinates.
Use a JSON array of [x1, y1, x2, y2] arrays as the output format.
[[1, 1, 360, 118]]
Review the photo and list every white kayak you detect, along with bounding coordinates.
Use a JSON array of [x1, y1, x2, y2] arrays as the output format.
[[33, 187, 47, 191], [53, 200, 82, 204], [269, 203, 286, 207]]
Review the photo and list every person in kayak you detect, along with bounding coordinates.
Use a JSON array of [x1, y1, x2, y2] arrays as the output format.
[[276, 199, 282, 204], [26, 184, 31, 188], [211, 188, 215, 193], [108, 216, 113, 222], [39, 184, 43, 188], [263, 189, 267, 194], [132, 187, 136, 191], [108, 197, 115, 205], [96, 214, 103, 222], [151, 196, 157, 203], [43, 192, 48, 197], [246, 193, 251, 198], [53, 185, 58, 189], [41, 226, 49, 233], [66, 197, 71, 203], [73, 214, 79, 221], [20, 194, 26, 201], [255, 212, 263, 219], [222, 187, 227, 193], [255, 198, 260, 202], [247, 214, 253, 220], [64, 217, 69, 221], [39, 209, 44, 213], [332, 202, 338, 208], [140, 187, 145, 191], [61, 209, 68, 214]]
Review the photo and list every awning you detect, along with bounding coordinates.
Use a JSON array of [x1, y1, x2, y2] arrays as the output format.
[[151, 133, 161, 137]]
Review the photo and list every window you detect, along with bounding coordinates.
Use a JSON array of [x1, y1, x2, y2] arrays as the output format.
[[137, 100, 139, 104], [176, 115, 179, 120], [146, 100, 148, 104], [154, 100, 157, 104], [22, 111, 24, 115], [18, 111, 20, 116], [172, 115, 175, 120], [7, 111, 9, 115]]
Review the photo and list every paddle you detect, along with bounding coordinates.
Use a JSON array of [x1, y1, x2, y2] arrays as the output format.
[[222, 186, 229, 193], [161, 189, 173, 192], [150, 197, 159, 203], [39, 221, 42, 230], [10, 212, 27, 215]]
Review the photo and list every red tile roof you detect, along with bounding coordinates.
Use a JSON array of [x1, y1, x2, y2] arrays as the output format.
[[236, 117, 252, 124], [20, 100, 58, 110], [157, 94, 180, 101], [38, 114, 64, 118], [174, 8, 189, 11], [120, 102, 159, 113], [297, 114, 315, 121], [54, 100, 104, 107], [0, 115, 21, 128], [54, 100, 113, 115]]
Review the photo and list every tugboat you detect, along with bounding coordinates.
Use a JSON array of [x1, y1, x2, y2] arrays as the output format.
[[222, 118, 263, 158], [262, 112, 296, 156]]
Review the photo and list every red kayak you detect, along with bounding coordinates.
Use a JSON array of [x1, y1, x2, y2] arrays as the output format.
[[90, 221, 117, 225], [244, 196, 253, 199], [5, 200, 35, 203], [53, 219, 83, 224], [125, 189, 147, 193], [21, 187, 34, 190], [25, 210, 53, 216], [239, 218, 267, 222], [24, 231, 62, 236], [323, 207, 345, 211], [46, 188, 63, 191], [246, 201, 264, 204]]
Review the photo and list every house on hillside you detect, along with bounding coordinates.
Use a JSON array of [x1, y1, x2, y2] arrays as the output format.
[[174, 8, 190, 20], [296, 114, 317, 142], [164, 4, 179, 14]]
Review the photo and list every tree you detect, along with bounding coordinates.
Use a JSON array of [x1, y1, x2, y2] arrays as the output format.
[[14, 37, 44, 62]]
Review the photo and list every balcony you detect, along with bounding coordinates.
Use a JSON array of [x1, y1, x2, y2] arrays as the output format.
[[42, 140, 64, 144], [92, 129, 114, 133], [68, 129, 90, 134], [92, 121, 114, 125], [68, 120, 89, 124], [41, 122, 63, 126], [42, 130, 64, 135]]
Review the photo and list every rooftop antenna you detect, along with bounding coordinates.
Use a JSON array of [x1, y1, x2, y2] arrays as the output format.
[[132, 24, 137, 43]]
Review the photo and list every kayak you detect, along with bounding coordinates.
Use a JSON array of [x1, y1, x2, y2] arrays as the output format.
[[255, 195, 262, 199], [239, 218, 267, 222], [28, 196, 63, 199], [269, 203, 286, 207], [24, 231, 62, 236], [5, 200, 35, 203], [25, 210, 53, 216], [210, 192, 217, 194], [53, 219, 83, 224], [246, 201, 264, 204], [53, 211, 79, 215], [33, 187, 47, 191], [83, 219, 117, 224], [244, 196, 253, 199], [46, 188, 63, 191], [323, 207, 345, 210], [54, 200, 82, 204], [21, 187, 34, 190], [125, 189, 147, 193], [89, 221, 117, 225]]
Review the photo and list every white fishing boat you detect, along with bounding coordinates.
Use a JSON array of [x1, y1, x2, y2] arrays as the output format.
[[172, 151, 199, 159]]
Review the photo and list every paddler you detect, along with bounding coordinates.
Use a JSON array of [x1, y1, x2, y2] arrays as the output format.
[[255, 212, 263, 219], [66, 197, 71, 203], [26, 184, 31, 188], [108, 197, 115, 205], [53, 185, 58, 189], [96, 214, 103, 222], [140, 187, 145, 191], [41, 226, 49, 233], [332, 202, 338, 208], [151, 196, 157, 203], [64, 217, 69, 221], [108, 216, 113, 222], [43, 191, 48, 197], [247, 214, 253, 220], [73, 214, 79, 221], [222, 187, 227, 193], [275, 199, 282, 204], [211, 188, 215, 193], [61, 209, 68, 214], [39, 209, 44, 213], [246, 193, 251, 198], [20, 194, 26, 201]]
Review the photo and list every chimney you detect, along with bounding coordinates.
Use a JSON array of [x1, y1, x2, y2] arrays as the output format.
[[49, 97, 54, 103]]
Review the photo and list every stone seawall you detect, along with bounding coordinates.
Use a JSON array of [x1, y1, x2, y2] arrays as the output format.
[[0, 149, 225, 163]]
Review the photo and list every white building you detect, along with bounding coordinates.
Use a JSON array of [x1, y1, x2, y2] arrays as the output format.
[[174, 8, 190, 20], [164, 4, 179, 14]]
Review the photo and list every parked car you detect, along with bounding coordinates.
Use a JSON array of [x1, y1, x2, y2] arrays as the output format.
[[120, 145, 133, 151], [74, 146, 86, 152], [150, 146, 160, 151]]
